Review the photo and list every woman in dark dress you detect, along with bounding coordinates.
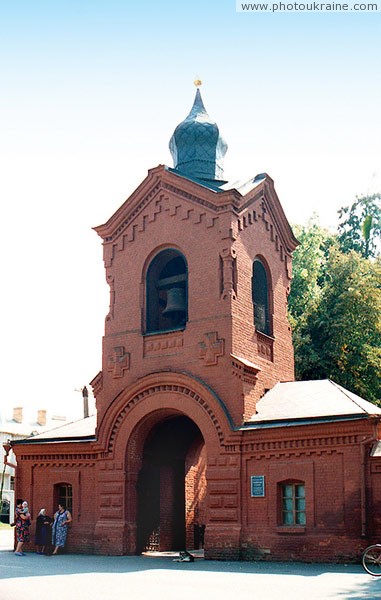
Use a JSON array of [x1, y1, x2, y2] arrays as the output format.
[[35, 508, 52, 554]]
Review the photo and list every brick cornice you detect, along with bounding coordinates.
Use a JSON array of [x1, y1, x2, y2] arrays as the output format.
[[17, 453, 99, 463], [93, 166, 237, 245], [92, 167, 298, 262], [240, 433, 359, 455]]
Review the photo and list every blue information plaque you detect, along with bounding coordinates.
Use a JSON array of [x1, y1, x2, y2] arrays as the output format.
[[251, 475, 265, 497]]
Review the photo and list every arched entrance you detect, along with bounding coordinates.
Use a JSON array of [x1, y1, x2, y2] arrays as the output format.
[[136, 415, 206, 553], [97, 372, 227, 556]]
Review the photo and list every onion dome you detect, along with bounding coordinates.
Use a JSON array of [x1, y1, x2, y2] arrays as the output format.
[[169, 83, 228, 184]]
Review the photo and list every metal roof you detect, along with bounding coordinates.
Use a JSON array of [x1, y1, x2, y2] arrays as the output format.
[[246, 379, 381, 426], [11, 415, 97, 444], [10, 381, 380, 444]]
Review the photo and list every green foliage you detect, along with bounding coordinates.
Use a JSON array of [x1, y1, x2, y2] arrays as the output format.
[[288, 216, 336, 323], [291, 249, 381, 404], [289, 211, 381, 405], [337, 193, 381, 258]]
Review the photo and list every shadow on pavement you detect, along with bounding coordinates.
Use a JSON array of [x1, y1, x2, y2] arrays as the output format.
[[1, 533, 380, 599]]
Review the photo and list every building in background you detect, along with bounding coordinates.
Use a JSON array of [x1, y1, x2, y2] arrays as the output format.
[[10, 86, 381, 561], [0, 408, 67, 522]]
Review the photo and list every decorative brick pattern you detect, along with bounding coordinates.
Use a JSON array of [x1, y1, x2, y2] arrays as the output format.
[[220, 248, 237, 299], [107, 381, 225, 452], [236, 195, 292, 278], [107, 346, 130, 378], [208, 481, 239, 522], [105, 274, 115, 321], [90, 370, 103, 396], [198, 332, 225, 366], [143, 331, 184, 357], [256, 331, 274, 362]]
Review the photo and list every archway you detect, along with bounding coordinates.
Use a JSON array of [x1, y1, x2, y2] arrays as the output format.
[[98, 371, 228, 556], [136, 415, 206, 553]]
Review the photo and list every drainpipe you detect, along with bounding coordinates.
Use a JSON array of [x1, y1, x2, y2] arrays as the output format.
[[360, 418, 379, 538], [0, 458, 6, 513], [1, 442, 16, 515], [3, 442, 17, 470]]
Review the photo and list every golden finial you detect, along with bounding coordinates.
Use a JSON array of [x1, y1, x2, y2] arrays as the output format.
[[194, 79, 202, 87]]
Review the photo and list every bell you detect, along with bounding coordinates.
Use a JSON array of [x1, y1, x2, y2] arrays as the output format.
[[162, 287, 186, 318]]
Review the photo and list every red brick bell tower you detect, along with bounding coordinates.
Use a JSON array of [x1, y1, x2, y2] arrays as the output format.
[[90, 84, 298, 556], [93, 87, 297, 428], [12, 85, 381, 563]]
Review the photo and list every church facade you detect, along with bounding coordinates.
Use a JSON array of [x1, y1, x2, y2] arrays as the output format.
[[11, 88, 381, 561]]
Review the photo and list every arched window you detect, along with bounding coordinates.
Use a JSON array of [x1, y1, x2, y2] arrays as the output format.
[[146, 249, 188, 334], [252, 259, 271, 335], [54, 483, 73, 513]]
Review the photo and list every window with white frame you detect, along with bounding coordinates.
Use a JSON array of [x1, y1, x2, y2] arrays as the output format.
[[281, 482, 306, 526]]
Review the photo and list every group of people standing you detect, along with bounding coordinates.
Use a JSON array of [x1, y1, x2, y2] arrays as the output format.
[[14, 499, 72, 556]]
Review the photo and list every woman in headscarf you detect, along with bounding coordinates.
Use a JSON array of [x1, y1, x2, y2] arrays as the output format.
[[35, 508, 52, 554]]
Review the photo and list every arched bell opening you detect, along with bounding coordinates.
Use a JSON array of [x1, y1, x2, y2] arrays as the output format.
[[136, 415, 206, 553], [145, 248, 188, 334], [252, 257, 272, 336]]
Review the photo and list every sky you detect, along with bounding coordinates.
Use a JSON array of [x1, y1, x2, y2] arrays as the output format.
[[1, 1, 380, 422]]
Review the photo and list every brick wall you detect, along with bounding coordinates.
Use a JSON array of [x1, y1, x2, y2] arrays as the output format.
[[185, 438, 207, 549], [94, 167, 296, 430], [11, 167, 381, 562]]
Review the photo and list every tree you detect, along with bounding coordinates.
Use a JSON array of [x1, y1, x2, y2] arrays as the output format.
[[337, 193, 381, 259], [288, 216, 335, 323], [293, 250, 381, 404]]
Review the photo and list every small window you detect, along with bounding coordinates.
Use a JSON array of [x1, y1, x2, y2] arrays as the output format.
[[146, 249, 188, 334], [55, 483, 73, 513], [0, 499, 10, 523], [281, 483, 306, 526], [252, 259, 271, 335]]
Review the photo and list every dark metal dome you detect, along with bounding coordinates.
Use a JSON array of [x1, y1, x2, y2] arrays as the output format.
[[169, 88, 228, 184]]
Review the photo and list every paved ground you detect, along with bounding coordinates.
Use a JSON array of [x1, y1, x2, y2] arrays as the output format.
[[1, 529, 380, 600]]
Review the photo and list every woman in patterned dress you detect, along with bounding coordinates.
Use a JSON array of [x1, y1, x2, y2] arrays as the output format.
[[51, 504, 72, 555], [14, 498, 30, 556]]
